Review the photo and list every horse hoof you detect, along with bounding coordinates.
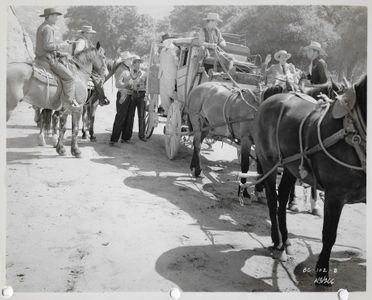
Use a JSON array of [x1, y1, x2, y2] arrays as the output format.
[[191, 168, 202, 178], [279, 251, 288, 262], [82, 134, 87, 140], [312, 207, 322, 217], [255, 191, 267, 204], [90, 136, 97, 142], [71, 149, 82, 158], [57, 148, 66, 156], [288, 204, 301, 212], [38, 135, 46, 146], [74, 152, 82, 158], [272, 249, 287, 261], [285, 245, 294, 255], [52, 135, 58, 148]]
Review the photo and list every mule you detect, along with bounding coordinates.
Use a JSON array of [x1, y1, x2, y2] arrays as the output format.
[[253, 75, 366, 285], [187, 81, 261, 202], [7, 45, 107, 157]]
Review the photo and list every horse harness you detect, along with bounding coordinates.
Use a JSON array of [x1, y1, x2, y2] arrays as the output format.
[[221, 88, 258, 142], [239, 87, 366, 192]]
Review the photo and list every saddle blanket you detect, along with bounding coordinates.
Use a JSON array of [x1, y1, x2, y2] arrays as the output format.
[[32, 63, 59, 87]]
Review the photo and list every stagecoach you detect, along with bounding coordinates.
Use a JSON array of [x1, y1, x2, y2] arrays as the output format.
[[145, 36, 263, 159]]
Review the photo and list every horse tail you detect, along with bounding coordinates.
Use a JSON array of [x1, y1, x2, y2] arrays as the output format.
[[41, 109, 53, 132]]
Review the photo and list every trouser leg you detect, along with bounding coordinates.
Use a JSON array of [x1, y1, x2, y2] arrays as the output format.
[[121, 95, 136, 141], [111, 92, 131, 142], [48, 60, 75, 104], [136, 92, 146, 139]]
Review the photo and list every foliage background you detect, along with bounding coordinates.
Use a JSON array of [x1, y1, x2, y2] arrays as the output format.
[[11, 5, 367, 80]]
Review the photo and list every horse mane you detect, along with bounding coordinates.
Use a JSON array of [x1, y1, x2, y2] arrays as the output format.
[[74, 47, 98, 65], [354, 74, 367, 121]]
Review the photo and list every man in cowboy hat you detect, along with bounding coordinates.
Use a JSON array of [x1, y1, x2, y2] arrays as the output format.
[[158, 35, 179, 116], [72, 24, 102, 104], [198, 12, 234, 73], [110, 51, 136, 145], [262, 50, 301, 89], [72, 25, 96, 55], [303, 41, 330, 87], [126, 55, 148, 142], [35, 8, 79, 108]]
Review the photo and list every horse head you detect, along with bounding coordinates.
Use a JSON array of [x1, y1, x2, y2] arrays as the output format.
[[94, 42, 109, 77], [74, 45, 107, 78]]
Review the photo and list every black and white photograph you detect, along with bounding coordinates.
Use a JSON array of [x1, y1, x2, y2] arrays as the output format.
[[1, 0, 369, 298]]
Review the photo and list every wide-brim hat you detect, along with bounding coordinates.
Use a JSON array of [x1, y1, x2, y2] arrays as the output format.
[[78, 25, 96, 34], [304, 41, 327, 56], [39, 8, 62, 17], [132, 55, 143, 63], [274, 50, 292, 61], [161, 33, 176, 42], [203, 12, 223, 23], [119, 51, 136, 61]]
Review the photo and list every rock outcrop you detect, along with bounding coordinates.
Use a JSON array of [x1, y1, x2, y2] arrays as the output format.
[[7, 6, 35, 63]]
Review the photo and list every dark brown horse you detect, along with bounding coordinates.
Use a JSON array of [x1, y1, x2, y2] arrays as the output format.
[[81, 59, 115, 141], [187, 81, 261, 202], [253, 74, 366, 285]]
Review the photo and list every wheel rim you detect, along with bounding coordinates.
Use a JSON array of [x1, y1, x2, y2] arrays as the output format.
[[165, 102, 181, 159], [145, 94, 157, 139]]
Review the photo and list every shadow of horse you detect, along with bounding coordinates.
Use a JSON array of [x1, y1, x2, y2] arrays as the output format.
[[155, 245, 278, 292], [81, 131, 365, 292]]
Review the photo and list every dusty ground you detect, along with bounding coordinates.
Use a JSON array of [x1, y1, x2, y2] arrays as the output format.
[[6, 85, 366, 293]]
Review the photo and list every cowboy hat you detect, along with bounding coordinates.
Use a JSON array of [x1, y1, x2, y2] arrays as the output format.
[[203, 13, 223, 23], [78, 25, 96, 34], [132, 55, 143, 63], [161, 33, 176, 42], [119, 51, 136, 61], [39, 8, 62, 17], [304, 41, 327, 56], [274, 50, 292, 61]]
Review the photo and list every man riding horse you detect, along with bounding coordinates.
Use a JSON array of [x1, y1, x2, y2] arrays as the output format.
[[35, 8, 79, 109]]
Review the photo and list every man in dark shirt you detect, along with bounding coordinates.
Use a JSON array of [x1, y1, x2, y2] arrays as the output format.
[[303, 41, 330, 86]]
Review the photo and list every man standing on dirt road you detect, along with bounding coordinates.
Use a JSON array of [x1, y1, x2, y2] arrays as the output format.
[[109, 51, 136, 145]]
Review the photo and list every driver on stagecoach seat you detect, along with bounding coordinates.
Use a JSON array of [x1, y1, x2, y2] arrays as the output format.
[[35, 8, 79, 108], [198, 13, 234, 73]]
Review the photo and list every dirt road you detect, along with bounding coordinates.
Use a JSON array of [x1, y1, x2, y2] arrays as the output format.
[[6, 88, 366, 292]]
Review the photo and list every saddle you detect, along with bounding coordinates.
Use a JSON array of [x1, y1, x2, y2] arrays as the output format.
[[292, 92, 318, 104], [31, 61, 60, 87], [331, 87, 356, 119]]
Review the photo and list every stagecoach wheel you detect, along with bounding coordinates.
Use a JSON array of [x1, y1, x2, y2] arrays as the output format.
[[164, 101, 182, 160], [145, 94, 158, 139]]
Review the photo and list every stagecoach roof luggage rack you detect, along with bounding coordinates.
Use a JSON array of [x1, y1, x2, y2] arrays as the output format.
[[171, 37, 252, 58], [222, 32, 247, 45]]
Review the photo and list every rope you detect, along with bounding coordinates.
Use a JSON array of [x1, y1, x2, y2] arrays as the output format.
[[239, 98, 366, 189], [317, 103, 364, 171]]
